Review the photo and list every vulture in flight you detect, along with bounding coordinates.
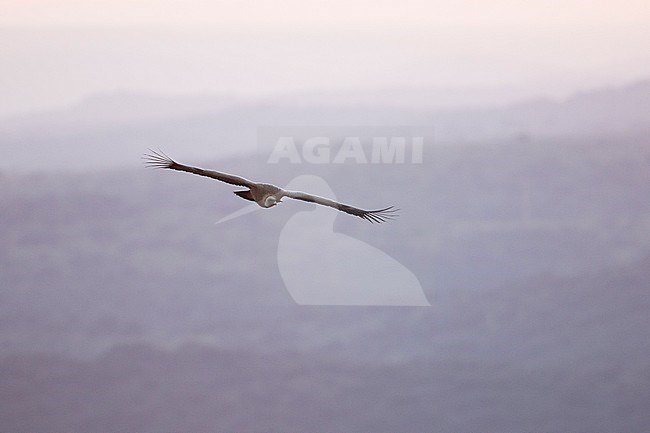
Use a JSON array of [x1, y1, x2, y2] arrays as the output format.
[[143, 150, 398, 223]]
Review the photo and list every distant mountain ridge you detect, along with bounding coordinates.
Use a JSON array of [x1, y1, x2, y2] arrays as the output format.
[[1, 79, 648, 172], [505, 80, 650, 136]]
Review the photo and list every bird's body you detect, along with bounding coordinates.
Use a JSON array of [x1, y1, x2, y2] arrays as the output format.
[[143, 150, 397, 223], [234, 183, 283, 208]]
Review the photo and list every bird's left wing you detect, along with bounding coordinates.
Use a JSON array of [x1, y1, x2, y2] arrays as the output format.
[[143, 150, 254, 187], [283, 190, 398, 223]]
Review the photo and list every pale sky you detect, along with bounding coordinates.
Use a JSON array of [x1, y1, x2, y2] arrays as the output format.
[[1, 0, 649, 115], [2, 0, 649, 28]]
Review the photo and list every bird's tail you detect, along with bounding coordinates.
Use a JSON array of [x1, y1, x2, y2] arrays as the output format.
[[234, 190, 255, 201]]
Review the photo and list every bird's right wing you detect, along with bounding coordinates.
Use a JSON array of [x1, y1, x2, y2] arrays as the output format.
[[283, 190, 398, 223], [143, 150, 254, 187]]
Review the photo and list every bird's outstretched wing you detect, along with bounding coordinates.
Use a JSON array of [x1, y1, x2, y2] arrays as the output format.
[[142, 149, 254, 187], [283, 190, 398, 223]]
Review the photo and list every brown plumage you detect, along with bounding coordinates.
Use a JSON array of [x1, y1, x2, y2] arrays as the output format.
[[143, 150, 398, 223]]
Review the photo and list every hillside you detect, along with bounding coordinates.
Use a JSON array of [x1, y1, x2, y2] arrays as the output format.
[[1, 80, 649, 172], [1, 132, 650, 430]]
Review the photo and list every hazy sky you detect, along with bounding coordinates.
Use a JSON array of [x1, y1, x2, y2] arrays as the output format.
[[3, 0, 649, 28], [1, 0, 649, 115]]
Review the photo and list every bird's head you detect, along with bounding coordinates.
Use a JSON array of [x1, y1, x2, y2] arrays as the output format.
[[264, 196, 280, 208]]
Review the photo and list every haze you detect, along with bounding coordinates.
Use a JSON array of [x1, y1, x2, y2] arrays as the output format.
[[2, 2, 650, 431], [1, 0, 649, 116]]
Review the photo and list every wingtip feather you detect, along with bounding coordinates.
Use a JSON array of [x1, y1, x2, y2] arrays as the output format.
[[142, 148, 176, 169], [361, 206, 399, 223]]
